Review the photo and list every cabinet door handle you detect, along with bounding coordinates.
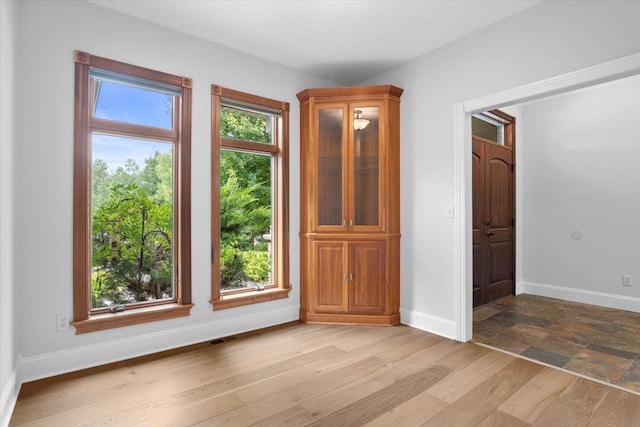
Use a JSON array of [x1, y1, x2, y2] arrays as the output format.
[[343, 219, 346, 226], [349, 273, 353, 281], [349, 219, 353, 227], [343, 273, 347, 280]]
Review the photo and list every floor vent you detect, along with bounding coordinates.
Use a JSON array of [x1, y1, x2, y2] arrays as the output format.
[[210, 335, 238, 345]]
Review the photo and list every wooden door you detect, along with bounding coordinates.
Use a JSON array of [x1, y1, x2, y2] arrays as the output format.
[[312, 240, 348, 312], [349, 241, 386, 313], [473, 131, 514, 308]]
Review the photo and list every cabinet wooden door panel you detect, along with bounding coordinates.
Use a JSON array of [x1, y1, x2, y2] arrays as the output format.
[[313, 241, 348, 313], [349, 241, 385, 313], [312, 102, 386, 233], [349, 102, 385, 233], [316, 104, 348, 231]]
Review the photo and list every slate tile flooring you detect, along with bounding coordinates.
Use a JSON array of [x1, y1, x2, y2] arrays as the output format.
[[472, 294, 640, 393]]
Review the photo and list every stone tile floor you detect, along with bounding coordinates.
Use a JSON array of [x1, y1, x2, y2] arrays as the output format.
[[473, 294, 640, 394]]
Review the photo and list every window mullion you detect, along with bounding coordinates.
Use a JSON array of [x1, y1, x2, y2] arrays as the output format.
[[90, 118, 177, 143], [220, 137, 279, 154]]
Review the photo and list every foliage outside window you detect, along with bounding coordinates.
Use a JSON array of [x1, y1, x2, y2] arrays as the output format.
[[220, 149, 272, 290], [91, 144, 174, 308], [211, 85, 290, 309], [73, 51, 192, 333]]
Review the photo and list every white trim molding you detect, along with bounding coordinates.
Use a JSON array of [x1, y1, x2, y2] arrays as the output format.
[[454, 52, 640, 342], [453, 103, 473, 343], [17, 305, 299, 385], [522, 282, 640, 314], [400, 308, 457, 340], [0, 370, 18, 427]]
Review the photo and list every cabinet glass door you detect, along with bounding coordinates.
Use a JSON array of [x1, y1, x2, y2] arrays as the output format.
[[353, 106, 380, 227], [317, 107, 346, 227]]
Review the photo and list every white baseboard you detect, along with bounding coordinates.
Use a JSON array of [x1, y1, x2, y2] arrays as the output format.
[[17, 305, 299, 385], [522, 281, 640, 313], [400, 308, 457, 340], [1, 370, 18, 427]]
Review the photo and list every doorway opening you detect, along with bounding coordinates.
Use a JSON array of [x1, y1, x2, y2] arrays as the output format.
[[471, 110, 515, 309], [453, 52, 640, 343]]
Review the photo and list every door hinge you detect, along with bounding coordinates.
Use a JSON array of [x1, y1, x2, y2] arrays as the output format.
[[511, 163, 516, 173], [511, 217, 515, 226]]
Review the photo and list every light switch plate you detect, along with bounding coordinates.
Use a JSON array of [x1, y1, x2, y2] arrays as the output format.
[[446, 205, 455, 219]]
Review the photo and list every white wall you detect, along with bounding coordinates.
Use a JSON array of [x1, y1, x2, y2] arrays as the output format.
[[1, 0, 18, 424], [12, 0, 331, 384], [363, 1, 640, 336], [520, 75, 640, 306]]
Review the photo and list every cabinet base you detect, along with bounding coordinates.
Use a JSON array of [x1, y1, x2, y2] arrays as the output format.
[[299, 310, 400, 326]]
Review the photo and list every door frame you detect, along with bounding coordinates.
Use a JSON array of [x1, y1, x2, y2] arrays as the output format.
[[453, 52, 640, 342]]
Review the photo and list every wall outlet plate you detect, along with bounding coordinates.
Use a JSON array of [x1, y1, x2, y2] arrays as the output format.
[[622, 275, 632, 287], [57, 313, 70, 331]]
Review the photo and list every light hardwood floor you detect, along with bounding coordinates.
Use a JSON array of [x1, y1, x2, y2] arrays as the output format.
[[10, 322, 640, 426]]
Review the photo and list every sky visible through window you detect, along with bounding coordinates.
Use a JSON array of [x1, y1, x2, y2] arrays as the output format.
[[92, 79, 174, 172]]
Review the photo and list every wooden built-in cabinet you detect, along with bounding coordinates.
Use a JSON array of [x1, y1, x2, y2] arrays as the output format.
[[297, 85, 403, 325]]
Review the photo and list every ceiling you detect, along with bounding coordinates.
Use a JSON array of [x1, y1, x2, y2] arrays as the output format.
[[88, 0, 542, 85]]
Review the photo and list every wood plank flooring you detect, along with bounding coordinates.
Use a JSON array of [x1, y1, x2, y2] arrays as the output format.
[[10, 321, 640, 426]]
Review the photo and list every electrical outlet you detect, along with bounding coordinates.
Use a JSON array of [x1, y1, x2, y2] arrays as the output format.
[[57, 313, 70, 332], [622, 275, 632, 287]]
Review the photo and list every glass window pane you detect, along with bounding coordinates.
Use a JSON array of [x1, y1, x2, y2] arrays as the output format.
[[220, 150, 273, 291], [354, 107, 380, 226], [92, 78, 174, 129], [318, 108, 344, 226], [220, 105, 273, 144], [472, 115, 504, 144], [91, 133, 174, 309]]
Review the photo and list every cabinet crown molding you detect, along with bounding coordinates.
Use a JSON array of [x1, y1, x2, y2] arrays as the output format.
[[297, 85, 403, 103]]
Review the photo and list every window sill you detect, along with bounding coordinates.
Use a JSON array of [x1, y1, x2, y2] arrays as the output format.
[[71, 303, 194, 334], [211, 288, 290, 310]]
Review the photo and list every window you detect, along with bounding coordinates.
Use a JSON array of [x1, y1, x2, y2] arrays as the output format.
[[72, 51, 192, 333], [211, 85, 290, 309], [472, 111, 515, 145]]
